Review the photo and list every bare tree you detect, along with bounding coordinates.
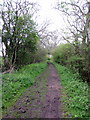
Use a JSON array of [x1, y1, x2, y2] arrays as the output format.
[[54, 0, 90, 83], [55, 0, 90, 55]]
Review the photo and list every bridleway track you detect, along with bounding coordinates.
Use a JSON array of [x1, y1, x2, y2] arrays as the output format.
[[3, 63, 63, 118]]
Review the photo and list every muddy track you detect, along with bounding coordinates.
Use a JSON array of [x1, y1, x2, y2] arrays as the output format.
[[3, 63, 63, 118], [42, 63, 63, 118]]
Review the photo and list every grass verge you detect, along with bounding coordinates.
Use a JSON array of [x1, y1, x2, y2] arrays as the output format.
[[2, 62, 47, 114], [54, 63, 89, 118]]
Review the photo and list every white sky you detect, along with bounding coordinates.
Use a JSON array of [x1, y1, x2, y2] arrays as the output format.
[[33, 0, 65, 31]]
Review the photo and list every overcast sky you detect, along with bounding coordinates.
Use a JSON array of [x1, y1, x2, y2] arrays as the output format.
[[32, 0, 65, 31]]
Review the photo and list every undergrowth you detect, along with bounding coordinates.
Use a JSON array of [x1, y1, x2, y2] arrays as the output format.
[[55, 63, 89, 118], [2, 62, 47, 113]]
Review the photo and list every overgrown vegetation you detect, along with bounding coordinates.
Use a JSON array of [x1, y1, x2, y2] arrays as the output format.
[[53, 43, 90, 83], [55, 63, 89, 118], [29, 44, 47, 63], [54, 0, 90, 84], [2, 62, 47, 113]]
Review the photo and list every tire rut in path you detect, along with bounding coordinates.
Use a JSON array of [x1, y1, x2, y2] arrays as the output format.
[[42, 63, 62, 118]]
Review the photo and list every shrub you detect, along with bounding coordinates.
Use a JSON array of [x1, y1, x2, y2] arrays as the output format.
[[53, 43, 74, 65]]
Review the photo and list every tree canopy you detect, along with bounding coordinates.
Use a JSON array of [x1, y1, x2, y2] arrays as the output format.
[[1, 0, 42, 71]]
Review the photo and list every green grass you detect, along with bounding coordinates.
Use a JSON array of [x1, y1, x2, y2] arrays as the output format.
[[2, 62, 47, 113], [54, 63, 89, 118], [0, 56, 3, 69]]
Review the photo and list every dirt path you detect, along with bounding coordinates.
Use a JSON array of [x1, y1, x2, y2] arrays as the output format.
[[42, 63, 62, 118], [3, 63, 63, 118]]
